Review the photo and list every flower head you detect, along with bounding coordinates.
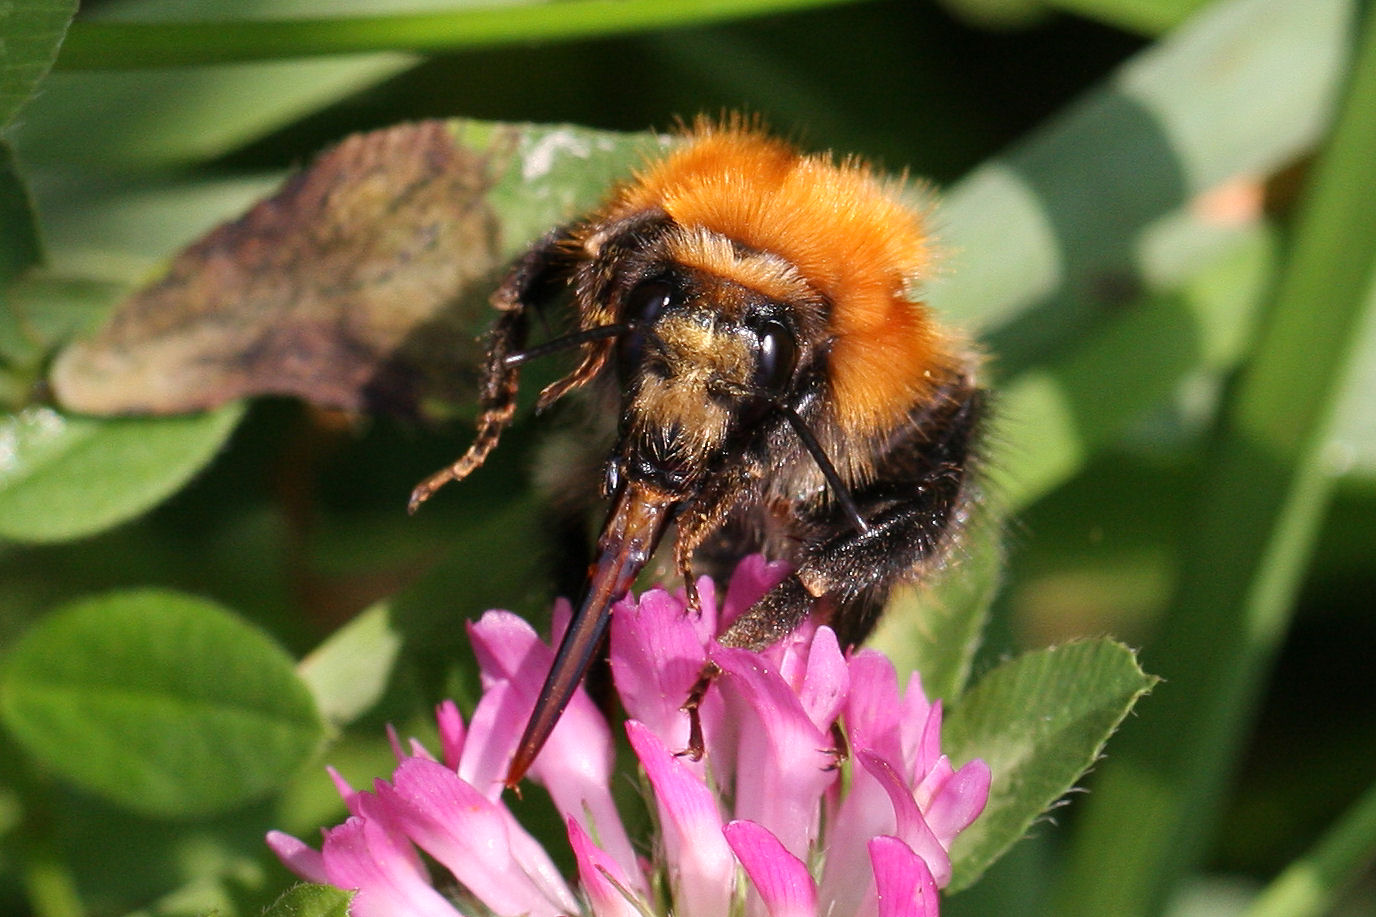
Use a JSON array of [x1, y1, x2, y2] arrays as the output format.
[[270, 556, 989, 917]]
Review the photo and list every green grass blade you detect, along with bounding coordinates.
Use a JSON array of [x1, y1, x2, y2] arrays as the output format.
[[1051, 2, 1376, 912], [56, 0, 870, 69], [12, 57, 415, 172], [1243, 777, 1376, 917], [1037, 0, 1210, 33], [930, 0, 1351, 353], [993, 227, 1275, 510], [941, 0, 1213, 34]]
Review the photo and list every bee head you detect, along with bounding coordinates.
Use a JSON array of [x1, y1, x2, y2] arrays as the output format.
[[605, 265, 817, 496]]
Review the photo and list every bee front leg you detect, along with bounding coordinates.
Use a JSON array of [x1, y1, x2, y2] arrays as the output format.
[[673, 465, 756, 614], [409, 227, 578, 511]]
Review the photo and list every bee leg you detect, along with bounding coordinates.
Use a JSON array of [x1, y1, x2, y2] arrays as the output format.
[[678, 660, 722, 760], [721, 383, 982, 648], [409, 227, 577, 511], [708, 512, 941, 652], [681, 566, 703, 616], [674, 467, 753, 615], [534, 210, 676, 412], [715, 574, 827, 649], [675, 405, 977, 757]]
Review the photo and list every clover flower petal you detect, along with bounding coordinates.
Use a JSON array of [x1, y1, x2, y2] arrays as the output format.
[[322, 816, 465, 917], [723, 819, 818, 917], [468, 610, 642, 887], [714, 646, 836, 859], [869, 835, 939, 917], [610, 581, 718, 751], [378, 757, 576, 915], [271, 556, 988, 917], [625, 720, 735, 917], [567, 818, 647, 917]]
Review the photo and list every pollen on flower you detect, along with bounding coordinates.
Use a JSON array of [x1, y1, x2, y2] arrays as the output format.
[[268, 556, 990, 917]]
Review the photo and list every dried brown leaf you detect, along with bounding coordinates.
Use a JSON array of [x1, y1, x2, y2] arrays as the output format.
[[52, 121, 503, 416]]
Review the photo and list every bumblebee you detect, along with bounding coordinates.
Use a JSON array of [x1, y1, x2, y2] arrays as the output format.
[[411, 119, 983, 787]]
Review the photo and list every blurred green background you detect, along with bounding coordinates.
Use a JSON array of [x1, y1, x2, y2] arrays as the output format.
[[1, 0, 1374, 915]]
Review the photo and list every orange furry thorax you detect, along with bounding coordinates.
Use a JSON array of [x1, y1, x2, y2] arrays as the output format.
[[602, 123, 958, 438]]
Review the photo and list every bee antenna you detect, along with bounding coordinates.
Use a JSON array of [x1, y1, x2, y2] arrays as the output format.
[[773, 403, 870, 535], [502, 323, 631, 367]]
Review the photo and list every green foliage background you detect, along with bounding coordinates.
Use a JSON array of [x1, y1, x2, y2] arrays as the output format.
[[1, 0, 1374, 916]]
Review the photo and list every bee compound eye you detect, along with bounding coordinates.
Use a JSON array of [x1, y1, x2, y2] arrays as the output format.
[[617, 279, 676, 380], [753, 320, 798, 394]]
